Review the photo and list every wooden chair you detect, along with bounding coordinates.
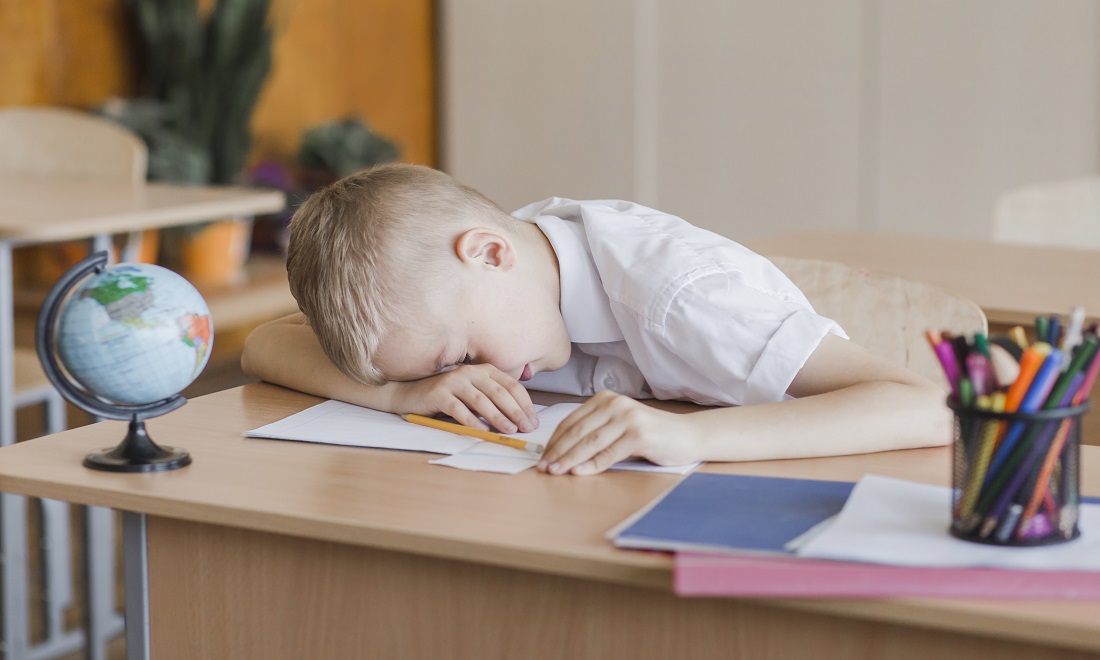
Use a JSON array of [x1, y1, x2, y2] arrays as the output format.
[[0, 106, 146, 184], [771, 257, 988, 390], [992, 177, 1100, 250], [0, 106, 142, 658]]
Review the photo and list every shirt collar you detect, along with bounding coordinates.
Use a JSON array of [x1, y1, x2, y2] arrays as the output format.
[[532, 214, 625, 344]]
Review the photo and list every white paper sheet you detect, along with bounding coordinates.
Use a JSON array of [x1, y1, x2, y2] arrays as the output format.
[[245, 400, 700, 475], [243, 399, 479, 454], [796, 474, 1100, 570], [428, 404, 579, 474], [430, 442, 539, 474]]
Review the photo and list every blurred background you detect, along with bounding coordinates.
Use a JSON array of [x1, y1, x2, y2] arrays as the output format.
[[6, 0, 1093, 405], [442, 1, 1098, 241], [1, 0, 1098, 657], [8, 0, 1097, 242]]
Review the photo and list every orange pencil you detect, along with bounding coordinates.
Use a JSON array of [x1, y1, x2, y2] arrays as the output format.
[[1003, 343, 1052, 413], [991, 342, 1052, 454], [401, 413, 545, 454]]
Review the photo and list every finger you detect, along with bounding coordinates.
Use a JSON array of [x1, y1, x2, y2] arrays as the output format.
[[549, 423, 622, 475], [541, 391, 625, 460], [571, 437, 636, 476], [490, 369, 541, 431], [443, 365, 532, 433], [438, 396, 490, 432], [538, 400, 610, 470], [452, 383, 520, 434], [544, 414, 624, 475]]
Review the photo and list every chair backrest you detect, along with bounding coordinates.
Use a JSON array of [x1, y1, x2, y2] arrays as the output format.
[[0, 106, 146, 185], [771, 256, 988, 389], [993, 177, 1100, 250]]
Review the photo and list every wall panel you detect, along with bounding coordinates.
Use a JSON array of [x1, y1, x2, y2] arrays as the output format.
[[440, 0, 638, 212], [874, 0, 1100, 238], [442, 1, 1100, 241]]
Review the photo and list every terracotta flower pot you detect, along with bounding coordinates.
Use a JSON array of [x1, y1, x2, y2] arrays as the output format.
[[14, 230, 160, 289], [176, 218, 253, 289]]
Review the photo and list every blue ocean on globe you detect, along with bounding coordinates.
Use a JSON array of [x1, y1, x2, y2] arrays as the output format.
[[56, 263, 213, 405]]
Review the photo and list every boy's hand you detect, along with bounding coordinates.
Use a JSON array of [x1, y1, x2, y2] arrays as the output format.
[[538, 391, 699, 476], [392, 364, 539, 434]]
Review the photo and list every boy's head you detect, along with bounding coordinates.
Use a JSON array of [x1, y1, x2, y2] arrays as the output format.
[[287, 164, 571, 386]]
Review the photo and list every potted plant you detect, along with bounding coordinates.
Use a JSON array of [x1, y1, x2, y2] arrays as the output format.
[[245, 117, 400, 255], [100, 0, 275, 287]]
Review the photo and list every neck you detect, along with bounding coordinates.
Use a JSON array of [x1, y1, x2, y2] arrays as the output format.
[[514, 220, 561, 308]]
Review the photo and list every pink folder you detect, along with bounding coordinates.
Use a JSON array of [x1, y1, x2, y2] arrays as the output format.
[[675, 552, 1100, 600]]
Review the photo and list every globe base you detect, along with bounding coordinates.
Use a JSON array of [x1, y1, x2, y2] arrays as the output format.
[[83, 418, 192, 473]]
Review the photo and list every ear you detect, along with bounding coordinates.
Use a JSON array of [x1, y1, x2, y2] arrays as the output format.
[[453, 228, 517, 270]]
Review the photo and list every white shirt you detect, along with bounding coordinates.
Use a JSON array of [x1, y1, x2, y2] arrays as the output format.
[[513, 198, 846, 406]]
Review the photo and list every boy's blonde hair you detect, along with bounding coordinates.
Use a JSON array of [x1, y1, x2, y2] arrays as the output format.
[[286, 164, 513, 385]]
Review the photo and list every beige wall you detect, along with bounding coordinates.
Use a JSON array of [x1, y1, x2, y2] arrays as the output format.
[[440, 0, 1100, 241]]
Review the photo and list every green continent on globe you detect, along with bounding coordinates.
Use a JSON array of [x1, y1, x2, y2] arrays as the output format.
[[82, 272, 154, 323]]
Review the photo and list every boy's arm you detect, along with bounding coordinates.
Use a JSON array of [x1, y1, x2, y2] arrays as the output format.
[[241, 314, 539, 433], [539, 334, 951, 475], [241, 313, 400, 410]]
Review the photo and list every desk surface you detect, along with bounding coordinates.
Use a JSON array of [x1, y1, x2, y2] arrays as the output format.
[[748, 230, 1099, 327], [0, 176, 285, 243], [1, 383, 1099, 651]]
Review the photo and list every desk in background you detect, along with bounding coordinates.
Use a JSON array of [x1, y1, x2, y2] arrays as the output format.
[[747, 230, 1099, 330], [0, 176, 286, 657], [0, 383, 1098, 658], [0, 176, 287, 444], [749, 230, 1100, 446]]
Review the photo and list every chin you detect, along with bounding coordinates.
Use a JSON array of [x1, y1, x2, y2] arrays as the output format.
[[549, 349, 572, 371]]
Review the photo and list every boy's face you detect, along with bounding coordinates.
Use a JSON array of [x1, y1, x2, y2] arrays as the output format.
[[375, 225, 571, 383], [375, 287, 571, 383]]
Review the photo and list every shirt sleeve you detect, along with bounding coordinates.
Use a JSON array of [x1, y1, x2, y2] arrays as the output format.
[[653, 267, 846, 405]]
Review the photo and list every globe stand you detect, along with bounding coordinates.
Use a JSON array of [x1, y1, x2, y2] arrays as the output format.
[[36, 250, 200, 473], [83, 416, 192, 473]]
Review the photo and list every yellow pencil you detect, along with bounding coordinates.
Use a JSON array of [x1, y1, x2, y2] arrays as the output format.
[[400, 413, 545, 454], [1010, 325, 1030, 351]]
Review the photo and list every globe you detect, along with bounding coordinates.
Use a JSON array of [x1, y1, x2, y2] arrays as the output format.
[[56, 262, 213, 405], [37, 251, 211, 472]]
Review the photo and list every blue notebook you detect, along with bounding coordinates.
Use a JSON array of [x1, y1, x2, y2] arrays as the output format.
[[612, 472, 1100, 556], [611, 473, 854, 555]]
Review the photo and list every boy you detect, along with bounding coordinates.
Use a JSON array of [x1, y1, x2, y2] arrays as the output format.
[[242, 164, 949, 475]]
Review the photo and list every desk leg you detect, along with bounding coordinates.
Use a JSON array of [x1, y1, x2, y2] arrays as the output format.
[[0, 493, 28, 660], [123, 512, 149, 660], [0, 240, 29, 660], [91, 233, 112, 258], [0, 240, 14, 446]]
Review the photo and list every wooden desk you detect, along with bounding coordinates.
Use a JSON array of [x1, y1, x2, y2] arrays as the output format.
[[0, 383, 1099, 658], [747, 230, 1100, 329]]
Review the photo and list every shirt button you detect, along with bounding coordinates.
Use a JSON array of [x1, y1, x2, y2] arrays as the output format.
[[603, 374, 618, 390]]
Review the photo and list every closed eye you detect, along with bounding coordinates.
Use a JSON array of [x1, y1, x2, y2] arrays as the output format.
[[436, 353, 473, 375]]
